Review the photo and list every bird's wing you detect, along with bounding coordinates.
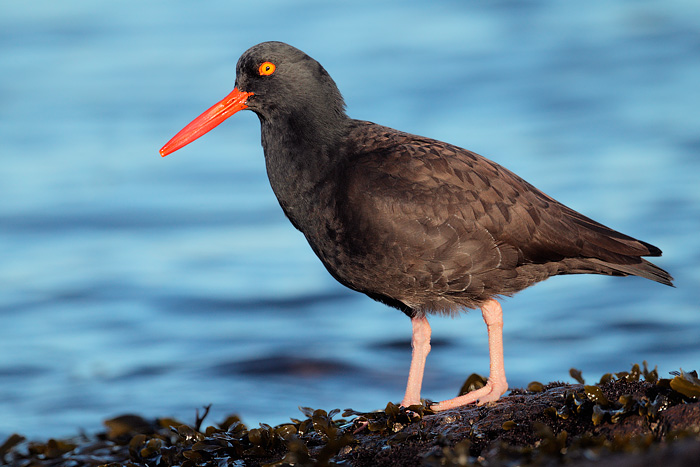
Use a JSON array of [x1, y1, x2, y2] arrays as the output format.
[[338, 123, 665, 297]]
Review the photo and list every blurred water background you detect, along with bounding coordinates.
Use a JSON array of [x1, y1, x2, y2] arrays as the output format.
[[1, 0, 699, 439]]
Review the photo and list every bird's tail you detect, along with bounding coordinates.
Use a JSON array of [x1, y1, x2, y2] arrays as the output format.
[[589, 257, 674, 287]]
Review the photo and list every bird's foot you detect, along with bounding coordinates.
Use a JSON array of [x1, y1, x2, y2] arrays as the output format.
[[352, 420, 369, 434], [430, 378, 508, 411], [400, 397, 420, 409]]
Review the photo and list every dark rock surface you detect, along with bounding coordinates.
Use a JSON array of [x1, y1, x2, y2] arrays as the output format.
[[2, 364, 699, 466]]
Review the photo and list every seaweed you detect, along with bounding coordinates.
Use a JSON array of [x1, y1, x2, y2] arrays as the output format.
[[3, 363, 700, 466]]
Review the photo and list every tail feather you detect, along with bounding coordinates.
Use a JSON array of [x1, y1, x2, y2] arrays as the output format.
[[564, 210, 672, 285], [589, 257, 674, 287]]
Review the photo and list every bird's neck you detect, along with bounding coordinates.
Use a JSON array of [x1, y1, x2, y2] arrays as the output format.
[[259, 110, 351, 225]]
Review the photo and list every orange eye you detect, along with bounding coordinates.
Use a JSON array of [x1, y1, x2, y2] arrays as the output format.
[[258, 61, 276, 76]]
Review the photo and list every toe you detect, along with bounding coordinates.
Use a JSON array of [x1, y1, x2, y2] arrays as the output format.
[[432, 380, 506, 411]]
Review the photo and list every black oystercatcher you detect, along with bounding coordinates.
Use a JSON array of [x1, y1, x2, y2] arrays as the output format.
[[160, 42, 673, 411]]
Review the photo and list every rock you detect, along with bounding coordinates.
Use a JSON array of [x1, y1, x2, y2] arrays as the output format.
[[2, 363, 699, 466]]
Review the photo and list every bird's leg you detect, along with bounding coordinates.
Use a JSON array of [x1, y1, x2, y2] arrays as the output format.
[[400, 315, 432, 408], [432, 299, 508, 411]]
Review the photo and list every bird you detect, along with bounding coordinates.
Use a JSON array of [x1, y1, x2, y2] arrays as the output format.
[[160, 41, 673, 411]]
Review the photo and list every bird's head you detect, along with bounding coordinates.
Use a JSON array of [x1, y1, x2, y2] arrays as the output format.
[[160, 41, 346, 157]]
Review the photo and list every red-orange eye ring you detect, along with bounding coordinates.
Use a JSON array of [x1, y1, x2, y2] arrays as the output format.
[[258, 61, 276, 76]]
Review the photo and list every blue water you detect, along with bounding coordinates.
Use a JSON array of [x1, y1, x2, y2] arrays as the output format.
[[1, 1, 699, 439]]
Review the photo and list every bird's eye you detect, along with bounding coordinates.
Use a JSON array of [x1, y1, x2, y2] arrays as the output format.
[[258, 61, 276, 76]]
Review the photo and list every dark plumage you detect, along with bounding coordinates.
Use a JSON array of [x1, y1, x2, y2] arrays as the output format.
[[161, 41, 673, 410]]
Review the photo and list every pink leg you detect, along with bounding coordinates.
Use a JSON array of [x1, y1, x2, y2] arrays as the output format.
[[400, 315, 431, 407], [432, 299, 508, 411]]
